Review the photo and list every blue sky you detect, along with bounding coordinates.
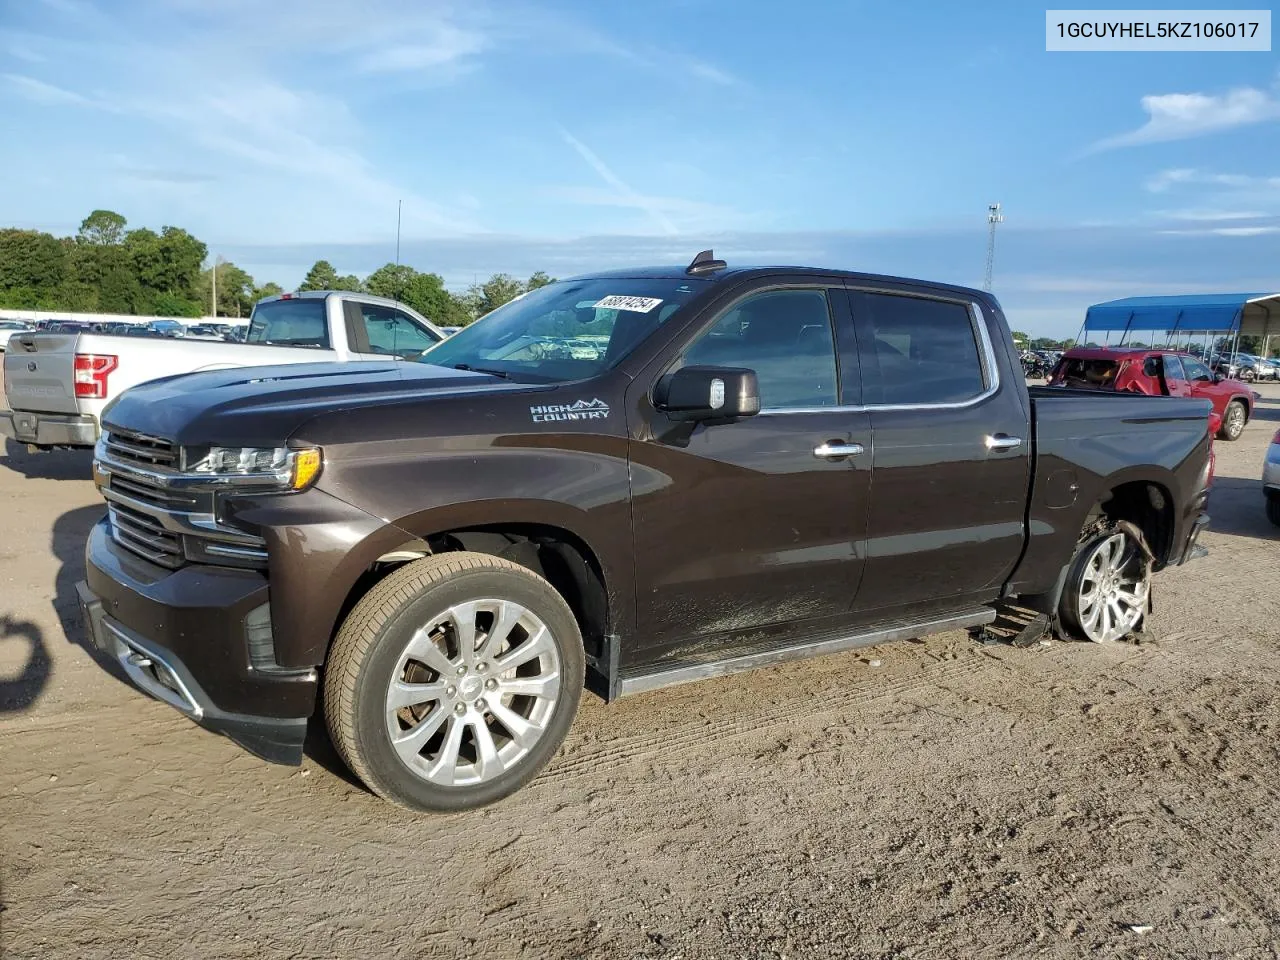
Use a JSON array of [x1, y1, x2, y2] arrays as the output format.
[[3, 0, 1280, 336]]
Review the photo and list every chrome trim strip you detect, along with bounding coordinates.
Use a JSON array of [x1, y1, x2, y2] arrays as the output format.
[[203, 542, 270, 560], [102, 619, 204, 719], [618, 608, 997, 697], [100, 484, 264, 545]]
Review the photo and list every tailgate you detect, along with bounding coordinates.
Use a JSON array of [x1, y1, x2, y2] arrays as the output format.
[[3, 333, 82, 415]]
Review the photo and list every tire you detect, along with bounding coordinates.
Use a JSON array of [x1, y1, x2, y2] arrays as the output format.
[[1058, 526, 1151, 643], [1267, 496, 1280, 528], [323, 552, 585, 812], [1218, 400, 1248, 441]]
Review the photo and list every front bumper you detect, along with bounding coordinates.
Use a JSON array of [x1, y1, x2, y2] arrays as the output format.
[[79, 519, 315, 764], [0, 409, 98, 447]]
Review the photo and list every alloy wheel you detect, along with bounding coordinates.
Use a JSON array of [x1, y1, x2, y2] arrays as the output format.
[[1075, 532, 1149, 643], [385, 599, 562, 786]]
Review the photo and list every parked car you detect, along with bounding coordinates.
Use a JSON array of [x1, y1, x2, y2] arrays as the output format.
[[183, 324, 228, 341], [0, 319, 32, 351], [1047, 347, 1257, 441], [1218, 353, 1275, 382], [1, 291, 444, 450], [1266, 428, 1280, 526], [76, 254, 1214, 812]]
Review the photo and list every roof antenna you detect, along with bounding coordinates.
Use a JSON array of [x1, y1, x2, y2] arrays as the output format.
[[686, 249, 727, 275]]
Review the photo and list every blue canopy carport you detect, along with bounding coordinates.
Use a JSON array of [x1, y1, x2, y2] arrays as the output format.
[[1081, 293, 1280, 357]]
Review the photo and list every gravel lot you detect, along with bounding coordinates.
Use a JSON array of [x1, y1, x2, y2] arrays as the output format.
[[2, 384, 1279, 959]]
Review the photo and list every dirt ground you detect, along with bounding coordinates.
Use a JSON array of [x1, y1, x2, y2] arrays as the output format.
[[2, 385, 1279, 960]]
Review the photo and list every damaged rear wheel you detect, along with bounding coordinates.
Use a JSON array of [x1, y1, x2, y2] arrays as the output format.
[[1058, 527, 1151, 643]]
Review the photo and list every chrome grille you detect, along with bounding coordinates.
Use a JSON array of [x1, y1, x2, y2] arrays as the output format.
[[103, 429, 179, 469], [108, 503, 184, 569], [108, 471, 200, 512]]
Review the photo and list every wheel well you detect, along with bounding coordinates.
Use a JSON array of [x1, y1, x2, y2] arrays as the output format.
[[1097, 481, 1175, 568], [334, 524, 610, 667]]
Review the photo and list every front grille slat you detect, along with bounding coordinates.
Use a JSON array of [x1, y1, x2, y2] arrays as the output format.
[[103, 429, 179, 469], [109, 474, 200, 511], [108, 504, 183, 568]]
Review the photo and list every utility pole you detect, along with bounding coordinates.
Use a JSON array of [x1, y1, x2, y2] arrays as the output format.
[[210, 255, 217, 319], [984, 202, 1004, 292]]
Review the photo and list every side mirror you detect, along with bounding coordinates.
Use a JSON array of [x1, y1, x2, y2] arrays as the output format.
[[655, 365, 761, 421]]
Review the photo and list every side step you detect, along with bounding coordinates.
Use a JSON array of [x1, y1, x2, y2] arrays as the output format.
[[617, 607, 997, 697]]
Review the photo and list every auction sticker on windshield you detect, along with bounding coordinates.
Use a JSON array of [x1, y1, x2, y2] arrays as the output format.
[[592, 295, 663, 313]]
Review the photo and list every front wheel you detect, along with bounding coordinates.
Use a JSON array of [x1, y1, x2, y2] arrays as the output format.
[[1218, 400, 1248, 441], [1058, 527, 1151, 643], [1267, 496, 1280, 528], [324, 552, 585, 812]]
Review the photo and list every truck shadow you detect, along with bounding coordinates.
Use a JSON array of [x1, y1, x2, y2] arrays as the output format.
[[0, 439, 95, 481], [51, 505, 124, 684], [0, 614, 51, 714], [1207, 477, 1279, 540]]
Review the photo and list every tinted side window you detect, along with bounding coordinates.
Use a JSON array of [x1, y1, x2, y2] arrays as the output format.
[[851, 292, 985, 405], [1163, 354, 1185, 380], [358, 305, 441, 357], [681, 289, 839, 408]]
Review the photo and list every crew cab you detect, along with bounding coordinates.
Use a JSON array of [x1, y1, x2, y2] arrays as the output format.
[[1047, 347, 1257, 441], [0, 291, 444, 450], [76, 254, 1213, 813]]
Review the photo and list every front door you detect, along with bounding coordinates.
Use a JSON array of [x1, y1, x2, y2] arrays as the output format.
[[847, 287, 1032, 621], [627, 285, 872, 664]]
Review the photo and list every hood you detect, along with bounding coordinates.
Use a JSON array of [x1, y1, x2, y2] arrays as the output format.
[[101, 361, 527, 447]]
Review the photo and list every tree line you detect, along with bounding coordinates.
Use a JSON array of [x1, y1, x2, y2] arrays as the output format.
[[0, 209, 553, 325]]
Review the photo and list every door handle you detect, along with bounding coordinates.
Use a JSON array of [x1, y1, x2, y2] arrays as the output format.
[[813, 441, 865, 460], [985, 434, 1023, 451]]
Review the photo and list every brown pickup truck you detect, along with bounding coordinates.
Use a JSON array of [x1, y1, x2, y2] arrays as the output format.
[[78, 253, 1213, 812]]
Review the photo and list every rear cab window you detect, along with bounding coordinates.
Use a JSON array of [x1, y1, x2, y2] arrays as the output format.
[[849, 291, 988, 405], [1054, 356, 1123, 389], [246, 298, 331, 348]]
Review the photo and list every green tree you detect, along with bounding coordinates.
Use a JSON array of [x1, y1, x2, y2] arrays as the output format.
[[253, 281, 284, 303], [0, 228, 69, 293], [525, 270, 555, 291], [365, 263, 470, 327], [77, 209, 127, 246], [299, 260, 340, 291], [150, 291, 203, 317], [333, 273, 365, 292], [196, 261, 256, 317], [466, 273, 524, 319]]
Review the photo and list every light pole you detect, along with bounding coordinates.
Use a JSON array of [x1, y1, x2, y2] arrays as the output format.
[[984, 203, 1004, 292], [210, 254, 226, 319]]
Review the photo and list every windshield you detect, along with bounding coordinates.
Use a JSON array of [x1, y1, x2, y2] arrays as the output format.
[[419, 277, 708, 382]]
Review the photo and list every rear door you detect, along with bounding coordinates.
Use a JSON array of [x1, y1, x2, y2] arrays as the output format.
[[627, 281, 872, 661], [846, 286, 1031, 622], [2, 332, 83, 414], [1162, 354, 1191, 397]]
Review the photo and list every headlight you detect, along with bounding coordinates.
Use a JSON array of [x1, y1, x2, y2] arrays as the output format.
[[182, 445, 322, 491]]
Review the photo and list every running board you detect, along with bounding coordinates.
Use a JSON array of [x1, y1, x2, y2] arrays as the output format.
[[617, 607, 997, 697]]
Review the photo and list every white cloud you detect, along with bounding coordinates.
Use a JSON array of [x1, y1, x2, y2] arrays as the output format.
[[558, 129, 678, 235], [1092, 86, 1280, 152], [3, 73, 90, 105], [686, 60, 738, 86], [1146, 168, 1280, 193], [354, 23, 488, 74], [1159, 209, 1269, 222], [1158, 225, 1280, 237]]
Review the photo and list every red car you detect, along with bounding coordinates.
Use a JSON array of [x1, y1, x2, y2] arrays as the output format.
[[1048, 348, 1256, 441]]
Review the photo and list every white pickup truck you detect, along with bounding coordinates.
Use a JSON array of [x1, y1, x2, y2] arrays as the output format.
[[1, 290, 444, 450]]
